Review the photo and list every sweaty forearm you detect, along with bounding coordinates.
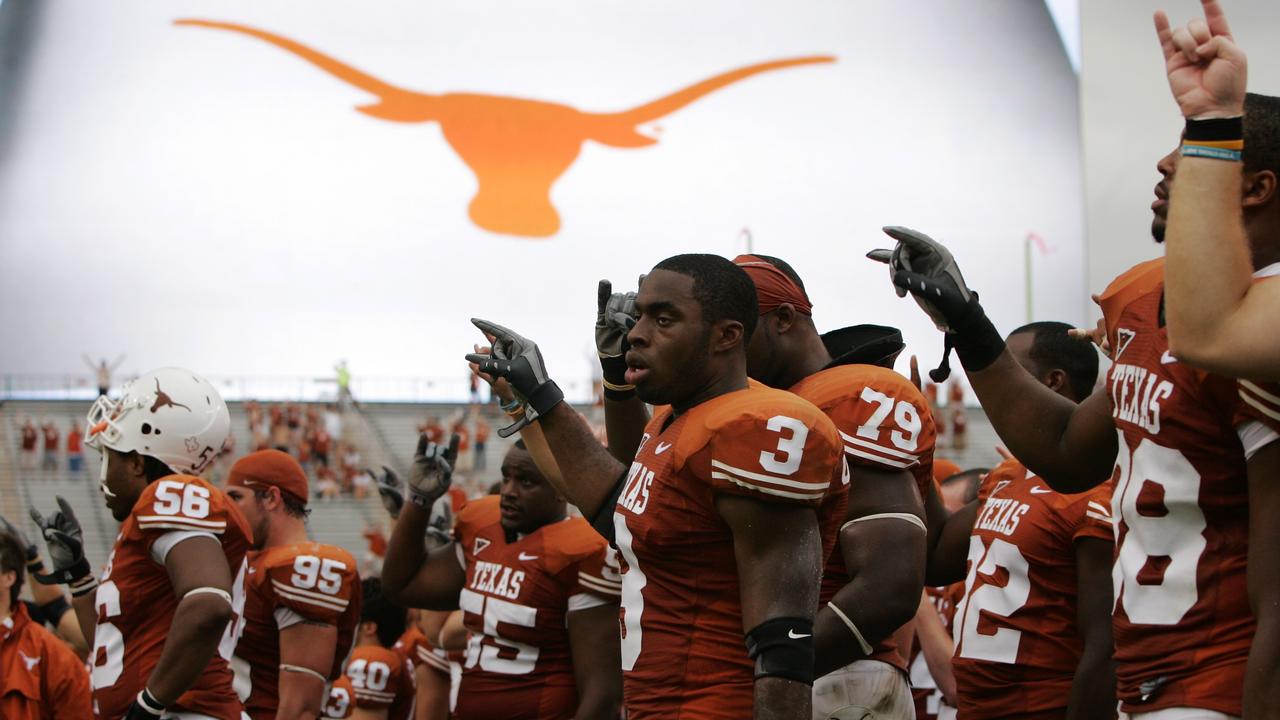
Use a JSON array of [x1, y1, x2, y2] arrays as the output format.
[[537, 403, 627, 516], [147, 594, 233, 705], [603, 395, 649, 463], [926, 502, 978, 587], [753, 676, 810, 720], [1066, 646, 1116, 720], [966, 352, 1114, 491], [1164, 157, 1255, 367], [382, 502, 431, 600], [1244, 618, 1280, 719]]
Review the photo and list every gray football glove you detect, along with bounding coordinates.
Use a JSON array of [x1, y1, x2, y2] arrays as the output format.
[[373, 466, 405, 519], [466, 319, 564, 418], [868, 226, 975, 333], [407, 433, 460, 509], [30, 497, 95, 593], [596, 276, 642, 398]]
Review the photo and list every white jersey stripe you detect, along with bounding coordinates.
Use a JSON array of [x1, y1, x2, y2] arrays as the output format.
[[1240, 388, 1280, 422], [1241, 380, 1280, 406], [711, 472, 825, 501], [709, 460, 830, 491], [577, 575, 622, 596], [843, 447, 913, 469], [839, 432, 920, 461], [137, 521, 227, 534], [136, 515, 227, 528], [271, 579, 350, 606]]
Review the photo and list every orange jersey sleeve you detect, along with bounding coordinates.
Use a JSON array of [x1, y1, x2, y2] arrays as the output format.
[[263, 544, 359, 624], [1097, 258, 1164, 349], [679, 388, 845, 506]]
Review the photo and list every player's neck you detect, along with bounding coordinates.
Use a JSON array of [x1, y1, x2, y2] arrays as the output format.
[[779, 333, 833, 389], [671, 369, 749, 415], [264, 516, 310, 549]]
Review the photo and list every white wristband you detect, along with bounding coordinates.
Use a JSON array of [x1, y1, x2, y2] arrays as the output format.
[[184, 587, 233, 606], [840, 512, 927, 535]]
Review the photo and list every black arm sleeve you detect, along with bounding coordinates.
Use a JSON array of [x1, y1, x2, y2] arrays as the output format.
[[587, 469, 629, 545]]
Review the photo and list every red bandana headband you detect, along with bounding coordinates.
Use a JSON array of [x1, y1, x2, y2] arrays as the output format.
[[733, 254, 813, 316]]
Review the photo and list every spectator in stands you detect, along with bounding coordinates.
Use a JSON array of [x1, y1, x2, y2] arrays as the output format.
[[19, 418, 37, 470], [418, 416, 444, 445], [452, 420, 471, 472], [65, 421, 83, 475], [473, 419, 490, 471], [312, 423, 332, 468], [0, 530, 93, 719], [315, 465, 341, 501], [39, 421, 59, 472], [81, 354, 124, 397], [324, 403, 342, 441]]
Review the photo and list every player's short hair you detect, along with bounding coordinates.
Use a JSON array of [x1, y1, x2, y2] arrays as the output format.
[[940, 469, 987, 504], [653, 254, 759, 341], [749, 254, 811, 299], [0, 531, 25, 607], [253, 488, 311, 520], [1245, 93, 1280, 177], [360, 577, 407, 647], [1010, 321, 1099, 402]]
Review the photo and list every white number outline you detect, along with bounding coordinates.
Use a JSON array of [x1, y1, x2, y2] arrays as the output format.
[[348, 657, 391, 691], [854, 388, 922, 451], [458, 589, 540, 675], [152, 479, 211, 518], [291, 555, 347, 596], [953, 536, 1031, 664], [614, 515, 647, 671]]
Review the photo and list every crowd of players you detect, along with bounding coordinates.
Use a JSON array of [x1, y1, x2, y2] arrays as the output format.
[[2, 1, 1279, 718]]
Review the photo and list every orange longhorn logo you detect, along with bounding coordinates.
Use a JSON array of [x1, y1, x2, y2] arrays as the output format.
[[176, 19, 834, 238]]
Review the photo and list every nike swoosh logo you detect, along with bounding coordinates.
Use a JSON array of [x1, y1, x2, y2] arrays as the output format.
[[1161, 350, 1178, 365], [788, 629, 811, 639], [518, 552, 539, 561], [654, 442, 672, 455], [1029, 486, 1053, 494]]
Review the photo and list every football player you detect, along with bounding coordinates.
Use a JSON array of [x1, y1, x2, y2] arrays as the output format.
[[391, 610, 451, 720], [381, 437, 622, 720], [347, 578, 415, 720], [873, 210, 1280, 717], [1155, 2, 1280, 381], [321, 676, 354, 719], [30, 367, 251, 719], [223, 449, 362, 720], [927, 322, 1116, 718], [467, 254, 848, 719], [730, 254, 941, 718]]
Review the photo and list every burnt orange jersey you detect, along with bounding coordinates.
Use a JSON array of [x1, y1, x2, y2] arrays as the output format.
[[347, 645, 415, 720], [790, 362, 937, 673], [394, 626, 450, 676], [451, 495, 620, 720], [235, 541, 361, 719], [91, 474, 251, 720], [321, 675, 354, 719], [1098, 259, 1255, 715], [949, 459, 1114, 717], [613, 384, 846, 719]]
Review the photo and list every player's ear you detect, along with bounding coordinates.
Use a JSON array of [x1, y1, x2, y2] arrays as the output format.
[[1044, 368, 1069, 395], [773, 304, 797, 334], [712, 319, 745, 353], [125, 451, 148, 481], [1242, 169, 1276, 209]]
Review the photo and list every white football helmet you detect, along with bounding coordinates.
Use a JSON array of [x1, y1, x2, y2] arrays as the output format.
[[85, 367, 231, 475]]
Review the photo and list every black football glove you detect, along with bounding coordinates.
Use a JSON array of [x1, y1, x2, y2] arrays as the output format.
[[868, 226, 1003, 379], [0, 512, 42, 570], [373, 466, 405, 519], [407, 433, 460, 510], [596, 277, 642, 400], [29, 497, 96, 595], [123, 688, 166, 719], [466, 319, 564, 418]]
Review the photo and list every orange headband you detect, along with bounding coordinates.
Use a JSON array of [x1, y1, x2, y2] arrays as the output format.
[[733, 254, 813, 316]]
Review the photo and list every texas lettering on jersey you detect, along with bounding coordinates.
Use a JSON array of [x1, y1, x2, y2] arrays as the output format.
[[235, 542, 361, 719], [92, 475, 252, 720], [1098, 259, 1255, 716], [613, 384, 845, 720], [951, 460, 1113, 717], [452, 495, 620, 720]]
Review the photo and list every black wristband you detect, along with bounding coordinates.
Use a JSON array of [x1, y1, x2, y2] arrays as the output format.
[[525, 380, 565, 417], [38, 595, 72, 626], [949, 297, 1006, 373], [138, 687, 166, 715], [1185, 115, 1243, 142], [745, 617, 815, 685]]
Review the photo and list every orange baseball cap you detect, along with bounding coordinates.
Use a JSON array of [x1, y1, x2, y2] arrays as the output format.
[[228, 449, 309, 505]]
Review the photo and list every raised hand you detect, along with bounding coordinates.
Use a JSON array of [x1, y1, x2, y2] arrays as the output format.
[[406, 434, 460, 510], [373, 466, 405, 518], [596, 278, 642, 397], [868, 226, 977, 333], [465, 319, 564, 418], [1154, 0, 1246, 119], [29, 497, 94, 592]]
